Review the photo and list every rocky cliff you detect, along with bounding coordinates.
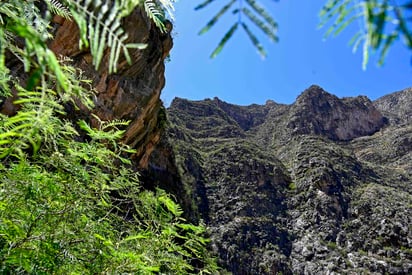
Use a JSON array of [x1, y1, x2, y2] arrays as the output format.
[[1, 7, 172, 169], [156, 85, 411, 274], [2, 6, 410, 273]]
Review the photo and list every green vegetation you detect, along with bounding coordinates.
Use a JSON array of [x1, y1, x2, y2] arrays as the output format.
[[0, 0, 217, 273], [288, 182, 297, 191], [1, 0, 410, 273], [326, 241, 337, 250]]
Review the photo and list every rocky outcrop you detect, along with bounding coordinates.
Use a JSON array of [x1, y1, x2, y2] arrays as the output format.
[[288, 85, 387, 141], [51, 9, 172, 168], [162, 86, 412, 274], [374, 87, 412, 124], [4, 7, 410, 272], [2, 8, 172, 168]]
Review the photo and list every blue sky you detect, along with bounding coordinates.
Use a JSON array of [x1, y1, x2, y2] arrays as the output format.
[[161, 0, 412, 106]]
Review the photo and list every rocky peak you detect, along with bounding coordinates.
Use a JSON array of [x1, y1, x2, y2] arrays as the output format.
[[170, 96, 277, 134], [288, 85, 387, 141], [161, 85, 412, 274], [374, 88, 412, 125]]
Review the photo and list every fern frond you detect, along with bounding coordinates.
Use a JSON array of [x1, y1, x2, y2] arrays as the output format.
[[44, 0, 72, 19], [143, 0, 175, 32], [0, 85, 63, 158], [0, 29, 11, 97], [144, 0, 167, 32], [91, 113, 130, 131], [65, 0, 146, 73], [157, 0, 175, 20]]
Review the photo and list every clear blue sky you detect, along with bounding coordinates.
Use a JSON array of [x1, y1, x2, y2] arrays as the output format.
[[161, 0, 412, 106]]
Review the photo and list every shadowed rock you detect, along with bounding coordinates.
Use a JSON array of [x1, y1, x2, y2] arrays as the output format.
[[161, 85, 412, 274], [287, 85, 387, 141]]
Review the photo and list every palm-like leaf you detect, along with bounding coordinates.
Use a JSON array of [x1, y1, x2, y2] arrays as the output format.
[[210, 22, 238, 58], [241, 22, 266, 58], [197, 0, 278, 58], [195, 0, 216, 10], [242, 7, 278, 42], [245, 0, 277, 30], [199, 0, 236, 35]]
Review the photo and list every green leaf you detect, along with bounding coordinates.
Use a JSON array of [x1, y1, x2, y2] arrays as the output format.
[[210, 22, 239, 58], [378, 32, 398, 65], [241, 22, 267, 58], [198, 0, 236, 35], [121, 234, 149, 243], [242, 7, 278, 42], [319, 0, 351, 29], [332, 14, 357, 37], [245, 0, 278, 30], [195, 0, 216, 10], [26, 68, 43, 91], [126, 43, 148, 49], [158, 193, 183, 216]]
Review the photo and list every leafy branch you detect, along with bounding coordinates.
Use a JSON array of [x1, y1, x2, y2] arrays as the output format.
[[196, 0, 279, 58], [63, 0, 146, 73], [319, 0, 412, 69]]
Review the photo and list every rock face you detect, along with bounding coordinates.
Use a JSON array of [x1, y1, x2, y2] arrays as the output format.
[[288, 85, 387, 140], [52, 9, 172, 168], [3, 8, 411, 273], [2, 8, 172, 168], [159, 86, 412, 274]]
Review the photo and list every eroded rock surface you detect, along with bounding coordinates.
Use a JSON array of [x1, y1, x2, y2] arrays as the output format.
[[288, 85, 387, 141], [2, 8, 172, 168], [160, 86, 412, 274]]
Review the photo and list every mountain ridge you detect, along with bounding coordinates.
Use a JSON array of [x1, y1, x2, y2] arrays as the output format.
[[149, 85, 412, 274]]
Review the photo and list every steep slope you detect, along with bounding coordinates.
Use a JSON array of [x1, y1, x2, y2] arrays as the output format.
[[162, 85, 412, 274]]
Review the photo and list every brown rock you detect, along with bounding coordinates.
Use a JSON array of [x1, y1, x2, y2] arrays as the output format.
[[3, 8, 173, 168], [287, 85, 387, 141]]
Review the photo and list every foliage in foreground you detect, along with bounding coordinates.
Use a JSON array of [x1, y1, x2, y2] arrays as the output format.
[[196, 0, 412, 67], [0, 0, 217, 273], [319, 0, 412, 69], [0, 112, 217, 273]]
